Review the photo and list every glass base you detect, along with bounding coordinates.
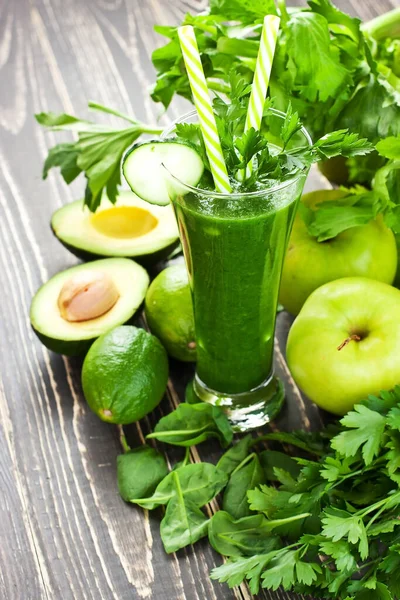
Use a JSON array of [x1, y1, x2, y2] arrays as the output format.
[[190, 374, 285, 432]]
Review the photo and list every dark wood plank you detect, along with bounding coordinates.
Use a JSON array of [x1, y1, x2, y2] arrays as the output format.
[[0, 0, 391, 599]]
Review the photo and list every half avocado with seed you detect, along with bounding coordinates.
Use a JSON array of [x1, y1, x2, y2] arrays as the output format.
[[51, 190, 180, 267], [30, 258, 149, 356]]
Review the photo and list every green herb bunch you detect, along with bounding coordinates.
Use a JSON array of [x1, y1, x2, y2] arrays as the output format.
[[151, 0, 400, 238], [152, 0, 400, 187], [119, 387, 400, 599], [174, 72, 372, 191]]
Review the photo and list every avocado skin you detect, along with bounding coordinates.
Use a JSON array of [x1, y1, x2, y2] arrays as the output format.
[[52, 225, 179, 268], [32, 326, 95, 356], [32, 310, 142, 357]]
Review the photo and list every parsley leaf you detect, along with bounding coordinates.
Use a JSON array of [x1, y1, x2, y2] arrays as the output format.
[[362, 387, 400, 414], [261, 548, 302, 590], [311, 130, 374, 159], [299, 188, 383, 241], [320, 455, 354, 483], [234, 128, 267, 168], [174, 122, 210, 170], [385, 432, 400, 484], [42, 143, 81, 184], [321, 508, 369, 559], [331, 403, 388, 465], [319, 539, 358, 573], [280, 102, 303, 149], [210, 553, 274, 594]]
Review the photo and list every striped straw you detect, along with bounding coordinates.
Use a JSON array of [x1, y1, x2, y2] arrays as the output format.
[[244, 15, 280, 175], [178, 25, 231, 194], [245, 15, 280, 132]]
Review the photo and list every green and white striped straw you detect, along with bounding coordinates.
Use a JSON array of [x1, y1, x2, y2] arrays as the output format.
[[178, 25, 231, 194], [244, 15, 280, 174]]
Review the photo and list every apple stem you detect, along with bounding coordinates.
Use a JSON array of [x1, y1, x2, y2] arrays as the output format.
[[337, 334, 361, 351]]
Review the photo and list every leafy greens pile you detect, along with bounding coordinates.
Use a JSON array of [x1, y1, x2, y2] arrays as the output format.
[[36, 0, 400, 248], [152, 0, 400, 185], [118, 387, 400, 600], [119, 387, 400, 599], [151, 0, 400, 237]]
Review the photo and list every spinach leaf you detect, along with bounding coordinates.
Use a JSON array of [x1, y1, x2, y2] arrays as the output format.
[[160, 497, 209, 553], [133, 462, 228, 509], [223, 453, 265, 519], [216, 435, 253, 476], [208, 511, 281, 557], [147, 402, 233, 447], [117, 446, 168, 502]]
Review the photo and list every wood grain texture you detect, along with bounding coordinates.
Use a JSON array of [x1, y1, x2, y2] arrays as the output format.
[[0, 1, 393, 599]]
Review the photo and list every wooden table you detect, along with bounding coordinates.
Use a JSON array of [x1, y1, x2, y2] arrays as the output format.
[[0, 0, 397, 598]]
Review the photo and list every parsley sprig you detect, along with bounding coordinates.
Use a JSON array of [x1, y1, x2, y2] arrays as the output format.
[[36, 102, 162, 211], [298, 134, 400, 242]]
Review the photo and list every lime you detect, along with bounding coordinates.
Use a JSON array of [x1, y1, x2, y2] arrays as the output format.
[[145, 266, 196, 362], [81, 325, 168, 424]]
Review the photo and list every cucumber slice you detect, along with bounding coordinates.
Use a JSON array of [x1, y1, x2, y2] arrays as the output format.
[[123, 140, 204, 206]]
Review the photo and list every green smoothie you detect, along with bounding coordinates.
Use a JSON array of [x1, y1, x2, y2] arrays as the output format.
[[173, 182, 304, 394]]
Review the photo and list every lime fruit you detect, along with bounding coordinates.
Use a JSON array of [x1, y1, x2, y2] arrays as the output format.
[[82, 325, 168, 424], [145, 266, 196, 362]]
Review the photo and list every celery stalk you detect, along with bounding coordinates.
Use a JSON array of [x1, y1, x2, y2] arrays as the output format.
[[362, 7, 400, 41]]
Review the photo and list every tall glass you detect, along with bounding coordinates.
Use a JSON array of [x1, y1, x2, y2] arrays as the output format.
[[162, 109, 311, 431]]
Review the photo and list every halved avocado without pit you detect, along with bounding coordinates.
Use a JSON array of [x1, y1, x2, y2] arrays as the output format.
[[51, 190, 179, 266], [30, 258, 149, 356]]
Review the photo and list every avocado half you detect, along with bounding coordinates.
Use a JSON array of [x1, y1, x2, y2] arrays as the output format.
[[51, 190, 179, 266], [30, 258, 149, 356]]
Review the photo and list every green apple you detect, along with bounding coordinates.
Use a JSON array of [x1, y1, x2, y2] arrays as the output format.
[[279, 190, 397, 315], [373, 160, 400, 288], [287, 277, 400, 415]]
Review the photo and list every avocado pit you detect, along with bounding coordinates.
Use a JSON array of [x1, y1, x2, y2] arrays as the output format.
[[58, 270, 120, 322]]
